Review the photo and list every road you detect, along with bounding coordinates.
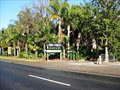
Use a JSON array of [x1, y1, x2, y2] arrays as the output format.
[[0, 61, 120, 90]]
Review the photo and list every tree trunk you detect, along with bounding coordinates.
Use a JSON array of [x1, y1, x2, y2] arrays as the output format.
[[25, 42, 28, 55], [25, 25, 29, 55], [17, 49, 19, 56], [67, 25, 70, 50], [18, 46, 21, 53], [76, 32, 81, 52], [17, 46, 21, 56], [43, 43, 46, 59], [58, 18, 63, 43], [67, 25, 70, 58], [44, 43, 46, 56], [27, 25, 29, 35], [2, 47, 4, 54], [105, 39, 109, 63], [13, 46, 16, 56], [92, 38, 97, 50], [35, 50, 38, 59], [63, 46, 66, 59]]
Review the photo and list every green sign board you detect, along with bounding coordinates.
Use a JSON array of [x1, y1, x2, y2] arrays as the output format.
[[45, 43, 62, 60], [46, 44, 62, 50]]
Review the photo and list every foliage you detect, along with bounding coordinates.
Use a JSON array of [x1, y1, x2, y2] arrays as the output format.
[[0, 0, 120, 61], [18, 52, 35, 59], [2, 51, 8, 56], [18, 52, 26, 58], [38, 53, 44, 58], [69, 51, 85, 60], [28, 53, 35, 59]]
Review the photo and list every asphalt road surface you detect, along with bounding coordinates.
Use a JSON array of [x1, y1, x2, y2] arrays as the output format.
[[0, 61, 120, 90]]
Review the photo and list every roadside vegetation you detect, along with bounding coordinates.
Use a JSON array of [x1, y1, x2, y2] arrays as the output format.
[[0, 0, 120, 61]]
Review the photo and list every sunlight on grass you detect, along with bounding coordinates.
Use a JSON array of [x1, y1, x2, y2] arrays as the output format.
[[0, 56, 41, 62]]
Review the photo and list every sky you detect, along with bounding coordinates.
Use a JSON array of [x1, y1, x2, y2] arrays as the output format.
[[0, 0, 85, 30]]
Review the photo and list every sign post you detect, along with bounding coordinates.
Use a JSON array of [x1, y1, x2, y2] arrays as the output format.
[[45, 44, 62, 60]]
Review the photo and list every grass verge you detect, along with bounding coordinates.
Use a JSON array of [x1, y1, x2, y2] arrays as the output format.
[[0, 56, 41, 62]]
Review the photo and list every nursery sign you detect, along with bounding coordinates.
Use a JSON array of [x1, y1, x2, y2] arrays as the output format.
[[46, 43, 62, 50], [45, 43, 62, 60]]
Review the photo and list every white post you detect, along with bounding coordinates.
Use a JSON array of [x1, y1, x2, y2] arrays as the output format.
[[99, 55, 102, 65], [60, 53, 62, 60]]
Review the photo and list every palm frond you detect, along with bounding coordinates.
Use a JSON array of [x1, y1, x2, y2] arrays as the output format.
[[50, 14, 60, 20], [46, 7, 54, 15]]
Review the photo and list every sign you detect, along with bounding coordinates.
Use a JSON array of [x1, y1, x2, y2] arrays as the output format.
[[67, 50, 73, 53], [46, 43, 62, 50], [8, 47, 12, 55], [45, 43, 62, 60], [45, 50, 61, 53]]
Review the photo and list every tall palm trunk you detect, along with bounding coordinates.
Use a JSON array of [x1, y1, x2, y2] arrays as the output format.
[[13, 42, 16, 56], [58, 18, 63, 43], [19, 46, 21, 53], [2, 47, 4, 54], [67, 24, 70, 58], [43, 43, 46, 58], [76, 32, 81, 52], [25, 25, 29, 55], [17, 46, 21, 56], [67, 25, 70, 50], [63, 46, 66, 59], [17, 42, 21, 56], [92, 38, 97, 50], [25, 42, 28, 55], [35, 50, 38, 59], [105, 39, 109, 63]]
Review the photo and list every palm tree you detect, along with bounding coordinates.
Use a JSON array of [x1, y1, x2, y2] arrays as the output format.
[[47, 0, 69, 43], [17, 7, 33, 55], [63, 5, 72, 58], [0, 30, 7, 54]]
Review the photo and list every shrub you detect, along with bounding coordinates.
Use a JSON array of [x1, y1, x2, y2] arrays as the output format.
[[38, 53, 44, 58], [72, 51, 85, 60], [28, 53, 35, 59], [2, 51, 8, 56], [18, 52, 26, 58], [18, 52, 36, 59]]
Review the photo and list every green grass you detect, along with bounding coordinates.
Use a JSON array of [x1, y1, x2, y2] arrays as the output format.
[[0, 56, 41, 62]]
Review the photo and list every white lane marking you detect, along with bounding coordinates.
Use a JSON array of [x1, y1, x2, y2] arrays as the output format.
[[29, 74, 71, 86]]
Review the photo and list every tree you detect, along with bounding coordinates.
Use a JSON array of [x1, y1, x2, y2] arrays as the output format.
[[47, 0, 69, 43], [70, 5, 87, 52], [0, 30, 7, 54], [17, 7, 33, 55], [92, 0, 120, 62], [6, 25, 17, 56]]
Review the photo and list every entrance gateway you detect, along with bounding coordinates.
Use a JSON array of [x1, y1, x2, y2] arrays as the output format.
[[45, 43, 62, 60]]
